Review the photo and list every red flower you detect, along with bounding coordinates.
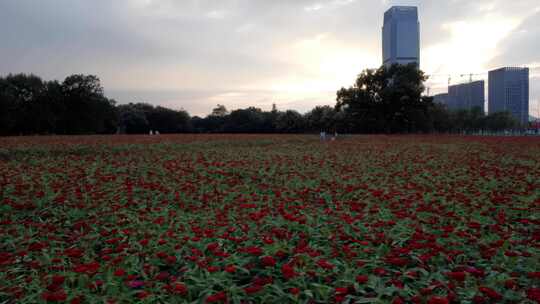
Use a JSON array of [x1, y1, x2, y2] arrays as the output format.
[[386, 257, 408, 267], [528, 272, 540, 279], [335, 287, 349, 303], [527, 288, 540, 302], [128, 280, 144, 289], [252, 276, 273, 286], [207, 266, 219, 273], [289, 287, 300, 295], [64, 248, 83, 258], [42, 290, 67, 302], [356, 275, 369, 284], [504, 279, 517, 289], [371, 190, 384, 198], [166, 255, 176, 264], [392, 297, 404, 304], [0, 252, 14, 266], [114, 268, 126, 277], [447, 271, 466, 282], [155, 271, 170, 281], [244, 284, 263, 294], [51, 275, 65, 285], [317, 259, 335, 270], [479, 286, 502, 301], [282, 263, 297, 279], [136, 291, 150, 299], [29, 242, 47, 252], [89, 280, 104, 291], [472, 295, 487, 304], [225, 265, 236, 273], [172, 282, 187, 295], [206, 242, 219, 252], [206, 291, 227, 303], [263, 236, 274, 244], [275, 250, 287, 259], [241, 246, 263, 256], [74, 262, 100, 275], [428, 296, 449, 304], [373, 268, 387, 276], [465, 267, 485, 278], [260, 256, 276, 267]]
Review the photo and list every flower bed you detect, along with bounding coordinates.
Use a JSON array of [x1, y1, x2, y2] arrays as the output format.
[[0, 135, 539, 303]]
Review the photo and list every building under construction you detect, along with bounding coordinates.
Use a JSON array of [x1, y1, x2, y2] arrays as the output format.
[[447, 80, 485, 112]]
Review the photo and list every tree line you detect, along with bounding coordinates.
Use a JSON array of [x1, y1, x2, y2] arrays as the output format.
[[0, 65, 521, 136]]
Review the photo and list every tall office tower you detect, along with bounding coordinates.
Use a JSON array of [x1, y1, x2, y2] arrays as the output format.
[[382, 6, 420, 67], [489, 67, 529, 125], [448, 81, 485, 112]]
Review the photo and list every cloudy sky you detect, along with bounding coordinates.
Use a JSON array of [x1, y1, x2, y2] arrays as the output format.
[[1, 0, 539, 116]]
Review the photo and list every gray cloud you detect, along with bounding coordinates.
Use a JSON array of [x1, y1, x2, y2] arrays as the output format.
[[0, 0, 538, 115], [489, 11, 540, 68], [487, 11, 540, 118], [106, 88, 335, 116]]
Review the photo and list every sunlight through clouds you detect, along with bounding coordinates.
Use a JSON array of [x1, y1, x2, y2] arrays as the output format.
[[266, 33, 378, 94], [424, 15, 519, 75], [423, 14, 520, 93], [0, 0, 538, 115]]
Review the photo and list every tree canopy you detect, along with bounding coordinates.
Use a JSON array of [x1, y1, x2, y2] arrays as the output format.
[[336, 64, 434, 133], [0, 74, 117, 135], [0, 71, 525, 136]]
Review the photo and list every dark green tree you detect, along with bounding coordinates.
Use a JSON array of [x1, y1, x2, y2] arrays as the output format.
[[426, 103, 452, 133], [336, 64, 433, 133], [224, 107, 265, 133], [59, 75, 117, 134], [305, 105, 336, 132], [275, 110, 305, 133], [0, 74, 45, 135], [150, 106, 192, 133], [117, 103, 192, 134], [211, 104, 229, 117], [0, 76, 18, 135], [484, 111, 518, 131], [117, 104, 149, 134]]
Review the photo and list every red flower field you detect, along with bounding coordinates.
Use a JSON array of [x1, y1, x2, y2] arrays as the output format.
[[0, 135, 539, 303]]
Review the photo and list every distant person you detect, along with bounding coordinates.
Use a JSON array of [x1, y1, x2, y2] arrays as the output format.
[[149, 130, 154, 135], [320, 131, 326, 141], [155, 131, 160, 135]]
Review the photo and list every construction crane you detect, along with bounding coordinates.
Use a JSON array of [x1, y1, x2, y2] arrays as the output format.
[[427, 73, 487, 84], [459, 73, 485, 83], [426, 73, 451, 81], [424, 72, 488, 97]]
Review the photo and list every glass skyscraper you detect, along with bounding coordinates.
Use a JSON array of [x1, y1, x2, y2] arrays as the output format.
[[382, 6, 420, 67], [448, 81, 485, 112], [488, 67, 529, 125]]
